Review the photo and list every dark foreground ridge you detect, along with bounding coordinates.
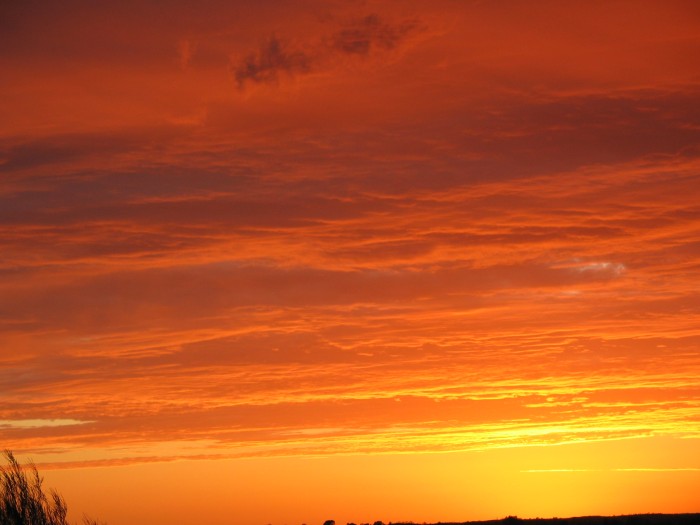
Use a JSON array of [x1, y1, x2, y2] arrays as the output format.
[[393, 515, 700, 525]]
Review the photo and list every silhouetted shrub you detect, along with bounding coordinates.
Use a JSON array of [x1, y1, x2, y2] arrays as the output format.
[[1, 450, 103, 525], [323, 520, 335, 525]]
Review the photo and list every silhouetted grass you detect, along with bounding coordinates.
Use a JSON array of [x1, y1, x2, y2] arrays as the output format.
[[0, 451, 102, 525]]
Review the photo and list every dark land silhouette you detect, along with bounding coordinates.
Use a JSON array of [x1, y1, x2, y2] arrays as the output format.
[[390, 516, 700, 525]]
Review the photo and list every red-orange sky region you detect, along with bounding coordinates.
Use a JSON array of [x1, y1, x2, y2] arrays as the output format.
[[1, 1, 700, 525]]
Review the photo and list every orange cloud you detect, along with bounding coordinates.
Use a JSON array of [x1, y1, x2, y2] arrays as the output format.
[[1, 1, 700, 524]]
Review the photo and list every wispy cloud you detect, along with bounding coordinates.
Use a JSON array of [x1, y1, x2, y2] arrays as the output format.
[[523, 468, 700, 473], [0, 419, 92, 429]]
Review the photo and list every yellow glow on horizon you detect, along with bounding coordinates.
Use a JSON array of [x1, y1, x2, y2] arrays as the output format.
[[39, 437, 700, 525]]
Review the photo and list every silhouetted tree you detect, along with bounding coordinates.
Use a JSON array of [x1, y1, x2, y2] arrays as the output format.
[[0, 450, 102, 525]]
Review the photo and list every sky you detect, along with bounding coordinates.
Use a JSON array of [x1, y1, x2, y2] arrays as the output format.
[[1, 1, 700, 524]]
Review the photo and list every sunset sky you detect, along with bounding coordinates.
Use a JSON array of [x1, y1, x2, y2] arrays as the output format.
[[1, 1, 700, 524]]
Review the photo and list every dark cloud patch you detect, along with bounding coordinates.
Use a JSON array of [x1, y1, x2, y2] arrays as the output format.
[[0, 192, 374, 229], [232, 36, 311, 88], [230, 14, 422, 88], [332, 14, 419, 56], [1, 134, 138, 172], [0, 126, 191, 173]]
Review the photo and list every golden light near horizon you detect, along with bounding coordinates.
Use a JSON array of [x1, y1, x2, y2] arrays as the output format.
[[1, 1, 700, 524]]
